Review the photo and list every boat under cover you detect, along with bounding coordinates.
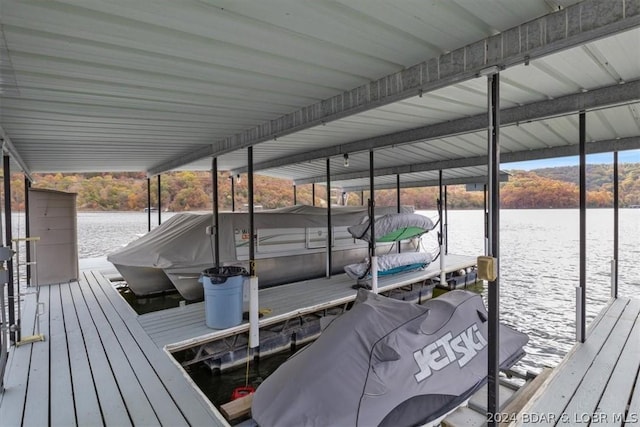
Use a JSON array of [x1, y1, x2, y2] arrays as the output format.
[[251, 289, 528, 427], [107, 205, 416, 300]]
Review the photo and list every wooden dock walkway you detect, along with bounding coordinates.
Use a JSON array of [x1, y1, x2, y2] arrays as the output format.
[[139, 254, 477, 351], [0, 271, 226, 427], [0, 254, 475, 426], [515, 297, 640, 426]]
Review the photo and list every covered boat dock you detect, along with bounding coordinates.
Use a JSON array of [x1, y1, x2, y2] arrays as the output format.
[[1, 0, 640, 425]]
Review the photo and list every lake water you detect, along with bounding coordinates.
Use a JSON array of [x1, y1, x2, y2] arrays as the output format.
[[7, 208, 640, 372]]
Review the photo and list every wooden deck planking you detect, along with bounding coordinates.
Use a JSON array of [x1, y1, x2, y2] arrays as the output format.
[[140, 310, 208, 335], [1, 273, 226, 427], [21, 286, 51, 427], [84, 271, 226, 427], [627, 376, 640, 427], [69, 278, 134, 427], [81, 272, 192, 426], [59, 281, 104, 426], [48, 284, 77, 427], [141, 254, 476, 350], [75, 279, 163, 426], [556, 299, 640, 426], [516, 297, 640, 427], [598, 310, 640, 427], [144, 318, 212, 347], [0, 292, 38, 424]]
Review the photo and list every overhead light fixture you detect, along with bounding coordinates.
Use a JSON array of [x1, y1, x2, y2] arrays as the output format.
[[343, 153, 349, 167], [236, 174, 241, 184]]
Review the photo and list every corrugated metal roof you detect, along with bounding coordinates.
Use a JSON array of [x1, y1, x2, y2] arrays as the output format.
[[1, 0, 638, 188], [224, 26, 640, 186]]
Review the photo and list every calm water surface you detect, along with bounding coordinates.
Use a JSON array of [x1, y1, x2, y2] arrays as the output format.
[[441, 208, 639, 370], [9, 208, 639, 372]]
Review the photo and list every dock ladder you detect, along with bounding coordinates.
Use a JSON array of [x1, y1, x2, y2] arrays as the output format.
[[12, 236, 45, 346]]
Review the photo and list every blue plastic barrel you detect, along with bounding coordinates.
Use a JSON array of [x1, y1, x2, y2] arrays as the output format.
[[200, 266, 248, 329]]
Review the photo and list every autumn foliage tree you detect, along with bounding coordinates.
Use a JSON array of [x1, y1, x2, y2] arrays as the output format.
[[3, 163, 638, 211]]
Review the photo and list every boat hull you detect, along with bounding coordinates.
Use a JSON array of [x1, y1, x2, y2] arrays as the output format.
[[164, 246, 373, 301], [112, 264, 176, 296]]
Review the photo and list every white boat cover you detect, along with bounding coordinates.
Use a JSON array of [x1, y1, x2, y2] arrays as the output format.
[[347, 212, 435, 243], [107, 205, 412, 269], [344, 251, 433, 281], [251, 290, 529, 427]]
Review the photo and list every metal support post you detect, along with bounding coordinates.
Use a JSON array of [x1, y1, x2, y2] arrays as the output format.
[[147, 177, 152, 232], [212, 158, 220, 268], [24, 178, 31, 285], [248, 146, 259, 349], [439, 170, 446, 286], [484, 184, 489, 256], [487, 71, 501, 425], [326, 159, 332, 277], [230, 175, 235, 212], [444, 185, 449, 255], [293, 184, 297, 205], [578, 110, 586, 343], [3, 154, 16, 343], [369, 150, 378, 294], [396, 174, 401, 214], [612, 151, 619, 299], [157, 174, 162, 225], [397, 174, 401, 254]]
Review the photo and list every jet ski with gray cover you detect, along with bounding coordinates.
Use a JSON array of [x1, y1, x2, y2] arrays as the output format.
[[251, 289, 528, 427]]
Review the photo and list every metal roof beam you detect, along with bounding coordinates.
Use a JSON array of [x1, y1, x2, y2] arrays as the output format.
[[147, 144, 213, 177], [296, 135, 640, 185], [234, 79, 640, 176], [341, 173, 510, 192], [0, 126, 33, 181], [134, 0, 640, 177]]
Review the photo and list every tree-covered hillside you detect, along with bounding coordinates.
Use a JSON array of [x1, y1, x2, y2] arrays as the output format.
[[6, 163, 639, 211], [528, 163, 640, 207]]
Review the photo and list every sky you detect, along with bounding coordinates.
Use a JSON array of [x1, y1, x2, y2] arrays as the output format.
[[503, 149, 640, 171]]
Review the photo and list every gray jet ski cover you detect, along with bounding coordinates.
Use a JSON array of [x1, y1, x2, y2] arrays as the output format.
[[251, 290, 528, 427]]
